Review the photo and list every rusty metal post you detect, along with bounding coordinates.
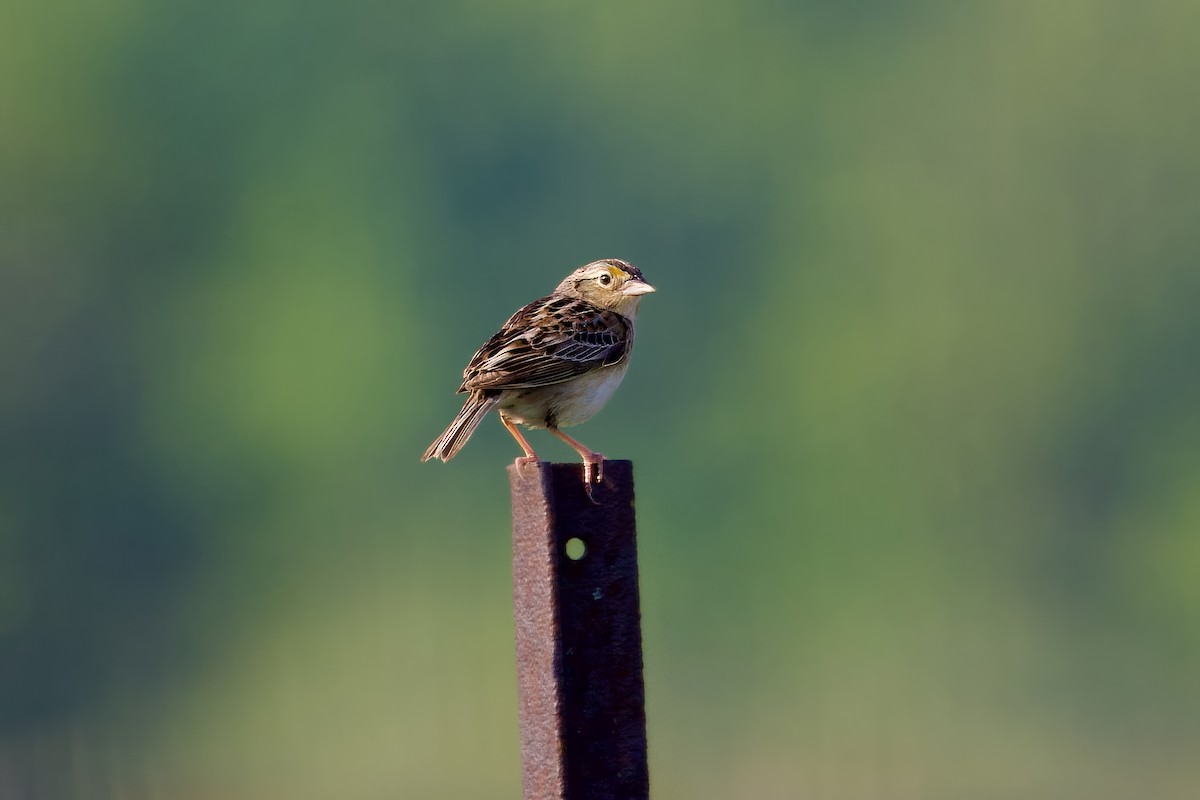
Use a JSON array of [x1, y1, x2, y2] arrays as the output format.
[[507, 460, 649, 800]]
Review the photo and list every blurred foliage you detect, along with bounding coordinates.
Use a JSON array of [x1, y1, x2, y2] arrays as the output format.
[[2, 0, 1199, 797]]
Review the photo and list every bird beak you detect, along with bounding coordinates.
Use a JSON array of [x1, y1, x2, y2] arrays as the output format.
[[621, 279, 656, 296]]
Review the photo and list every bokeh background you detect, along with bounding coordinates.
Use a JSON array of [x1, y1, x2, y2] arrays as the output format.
[[4, 1, 1200, 797]]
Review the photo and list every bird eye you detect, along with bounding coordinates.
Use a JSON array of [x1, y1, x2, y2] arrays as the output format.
[[598, 273, 613, 286]]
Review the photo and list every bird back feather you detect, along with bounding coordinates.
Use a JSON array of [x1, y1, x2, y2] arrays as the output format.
[[459, 296, 632, 392]]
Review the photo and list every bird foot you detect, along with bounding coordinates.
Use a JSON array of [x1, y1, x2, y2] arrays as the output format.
[[582, 454, 605, 484], [582, 453, 605, 504], [513, 455, 540, 477]]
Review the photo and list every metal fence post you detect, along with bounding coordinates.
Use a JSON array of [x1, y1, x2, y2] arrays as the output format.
[[507, 460, 649, 800]]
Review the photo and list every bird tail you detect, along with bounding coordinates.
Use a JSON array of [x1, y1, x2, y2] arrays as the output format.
[[422, 393, 500, 462]]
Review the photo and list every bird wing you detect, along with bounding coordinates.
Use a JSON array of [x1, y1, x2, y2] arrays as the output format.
[[459, 295, 632, 392]]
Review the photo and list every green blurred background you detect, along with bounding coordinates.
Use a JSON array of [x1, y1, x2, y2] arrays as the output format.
[[3, 1, 1199, 797]]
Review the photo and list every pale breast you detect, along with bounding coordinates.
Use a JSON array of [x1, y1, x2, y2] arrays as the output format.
[[498, 361, 630, 429]]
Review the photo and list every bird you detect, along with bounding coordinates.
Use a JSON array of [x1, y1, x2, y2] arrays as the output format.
[[422, 258, 655, 495]]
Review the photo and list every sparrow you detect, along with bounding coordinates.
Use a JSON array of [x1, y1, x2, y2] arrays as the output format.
[[422, 258, 654, 496]]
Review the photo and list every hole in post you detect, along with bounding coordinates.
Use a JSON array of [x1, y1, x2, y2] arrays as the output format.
[[565, 537, 586, 560]]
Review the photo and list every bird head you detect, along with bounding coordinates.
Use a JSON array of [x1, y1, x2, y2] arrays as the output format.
[[557, 259, 655, 317]]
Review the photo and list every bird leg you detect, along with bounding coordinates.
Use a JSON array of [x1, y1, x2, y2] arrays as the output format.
[[548, 427, 606, 489], [500, 414, 540, 471]]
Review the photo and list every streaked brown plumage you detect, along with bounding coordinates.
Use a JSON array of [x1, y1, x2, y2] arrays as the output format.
[[422, 259, 654, 491]]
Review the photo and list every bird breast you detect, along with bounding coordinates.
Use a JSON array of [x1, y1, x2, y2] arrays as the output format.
[[499, 361, 630, 429]]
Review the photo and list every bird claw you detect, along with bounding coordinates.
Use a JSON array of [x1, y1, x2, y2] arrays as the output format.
[[582, 454, 605, 504], [583, 453, 606, 484], [514, 455, 540, 477]]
